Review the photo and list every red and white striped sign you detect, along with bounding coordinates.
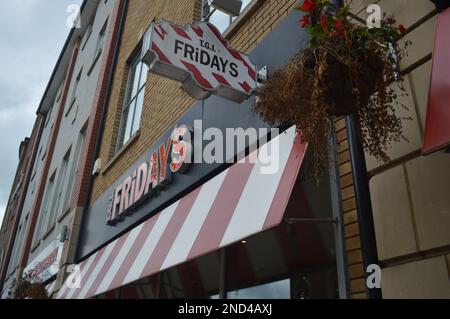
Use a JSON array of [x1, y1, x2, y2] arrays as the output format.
[[142, 20, 257, 103], [57, 127, 306, 299]]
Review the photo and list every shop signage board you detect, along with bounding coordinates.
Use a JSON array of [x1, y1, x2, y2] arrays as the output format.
[[142, 20, 257, 103], [107, 126, 193, 224], [23, 240, 61, 283]]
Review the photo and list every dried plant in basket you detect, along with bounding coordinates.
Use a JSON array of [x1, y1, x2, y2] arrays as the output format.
[[15, 277, 50, 299], [254, 0, 411, 178], [14, 275, 50, 299]]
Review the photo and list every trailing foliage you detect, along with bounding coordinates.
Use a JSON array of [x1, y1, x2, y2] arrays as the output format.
[[254, 0, 411, 178], [14, 279, 49, 299]]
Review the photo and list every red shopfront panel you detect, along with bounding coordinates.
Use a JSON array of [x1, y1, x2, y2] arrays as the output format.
[[422, 8, 450, 155]]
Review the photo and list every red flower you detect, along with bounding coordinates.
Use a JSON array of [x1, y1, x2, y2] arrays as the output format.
[[332, 19, 346, 38], [398, 24, 407, 34], [300, 0, 317, 14], [319, 15, 327, 27], [300, 15, 311, 28]]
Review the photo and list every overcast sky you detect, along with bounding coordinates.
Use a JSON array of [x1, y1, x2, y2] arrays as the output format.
[[0, 0, 82, 229]]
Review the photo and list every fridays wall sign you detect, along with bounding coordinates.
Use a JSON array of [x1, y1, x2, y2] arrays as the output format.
[[142, 20, 257, 103]]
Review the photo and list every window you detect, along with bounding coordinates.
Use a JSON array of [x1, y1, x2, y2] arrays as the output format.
[[13, 174, 23, 196], [82, 22, 93, 51], [10, 224, 22, 272], [40, 144, 47, 161], [94, 21, 108, 60], [45, 106, 53, 128], [49, 149, 71, 227], [56, 81, 64, 103], [70, 68, 82, 108], [31, 180, 36, 195], [9, 224, 22, 273], [89, 20, 108, 75], [9, 213, 28, 274], [205, 0, 252, 33], [33, 172, 56, 244], [116, 53, 148, 150], [64, 127, 86, 213]]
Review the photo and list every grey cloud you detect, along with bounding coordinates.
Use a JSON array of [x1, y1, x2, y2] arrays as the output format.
[[0, 0, 82, 228]]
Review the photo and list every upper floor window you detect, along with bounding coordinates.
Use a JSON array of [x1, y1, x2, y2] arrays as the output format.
[[82, 21, 93, 51], [33, 172, 56, 245], [95, 20, 108, 60], [56, 81, 64, 103], [45, 105, 53, 128], [64, 126, 86, 213], [70, 68, 82, 106], [205, 0, 253, 33], [116, 52, 148, 150], [50, 149, 71, 226]]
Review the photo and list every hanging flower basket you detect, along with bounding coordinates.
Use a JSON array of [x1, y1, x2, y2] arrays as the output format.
[[300, 47, 385, 116], [15, 279, 50, 299], [254, 0, 411, 177]]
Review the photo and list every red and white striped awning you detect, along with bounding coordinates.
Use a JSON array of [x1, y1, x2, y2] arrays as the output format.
[[57, 126, 307, 299], [45, 280, 57, 297]]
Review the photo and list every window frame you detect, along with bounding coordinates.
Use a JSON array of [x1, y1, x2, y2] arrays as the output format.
[[69, 68, 83, 110], [204, 0, 253, 34], [94, 20, 108, 61], [32, 171, 56, 246], [82, 21, 93, 51], [60, 126, 86, 220], [116, 52, 148, 152], [47, 149, 71, 230]]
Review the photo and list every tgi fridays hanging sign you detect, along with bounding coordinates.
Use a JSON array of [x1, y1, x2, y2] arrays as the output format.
[[141, 20, 257, 103]]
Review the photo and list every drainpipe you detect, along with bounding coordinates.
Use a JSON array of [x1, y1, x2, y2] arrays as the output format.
[[322, 0, 382, 299], [330, 0, 382, 300], [345, 115, 382, 299]]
